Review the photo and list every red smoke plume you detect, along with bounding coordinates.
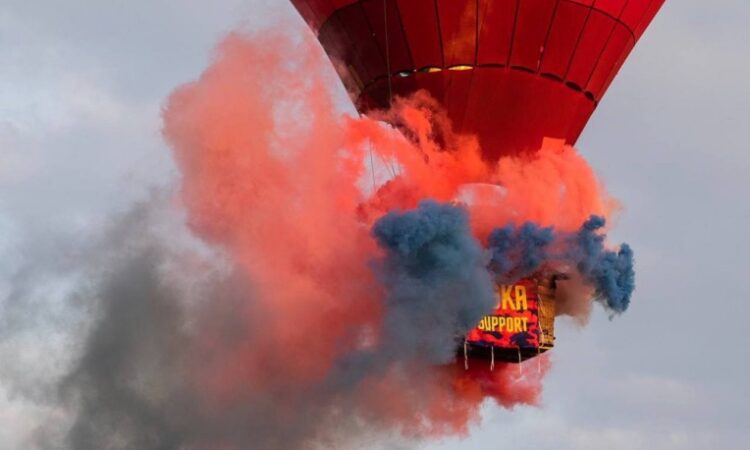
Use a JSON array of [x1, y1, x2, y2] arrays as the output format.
[[162, 29, 614, 442]]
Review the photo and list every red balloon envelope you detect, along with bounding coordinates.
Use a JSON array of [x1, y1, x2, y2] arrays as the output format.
[[291, 0, 665, 160]]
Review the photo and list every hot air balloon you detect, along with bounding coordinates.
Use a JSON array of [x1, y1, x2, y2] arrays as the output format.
[[290, 0, 664, 364], [291, 0, 665, 160]]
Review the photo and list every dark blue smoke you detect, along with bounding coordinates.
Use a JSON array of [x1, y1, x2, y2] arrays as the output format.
[[485, 215, 635, 314], [371, 200, 496, 363], [372, 202, 635, 357], [487, 222, 554, 283], [567, 216, 635, 313]]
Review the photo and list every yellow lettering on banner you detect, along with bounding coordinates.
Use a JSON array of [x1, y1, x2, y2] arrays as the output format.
[[515, 285, 528, 310], [500, 285, 514, 310], [476, 315, 531, 333]]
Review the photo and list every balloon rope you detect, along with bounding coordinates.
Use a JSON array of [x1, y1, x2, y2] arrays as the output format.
[[517, 347, 522, 377], [537, 282, 543, 374], [463, 339, 468, 370], [537, 342, 542, 374], [368, 141, 376, 192]]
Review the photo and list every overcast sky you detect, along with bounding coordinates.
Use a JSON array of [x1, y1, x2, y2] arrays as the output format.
[[1, 1, 749, 449]]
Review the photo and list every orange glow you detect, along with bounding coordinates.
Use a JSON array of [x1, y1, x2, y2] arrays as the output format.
[[447, 64, 473, 71]]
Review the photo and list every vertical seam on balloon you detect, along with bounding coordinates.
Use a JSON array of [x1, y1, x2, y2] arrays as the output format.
[[392, 0, 416, 71], [634, 0, 659, 37], [561, 0, 594, 81], [537, 0, 562, 73], [476, 0, 492, 65], [557, 0, 636, 41], [506, 0, 521, 68], [595, 0, 655, 102], [456, 0, 480, 136], [356, 2, 389, 87], [434, 0, 453, 118], [595, 33, 634, 104], [383, 0, 393, 102], [474, 0, 480, 66], [433, 0, 445, 68], [583, 0, 630, 96]]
